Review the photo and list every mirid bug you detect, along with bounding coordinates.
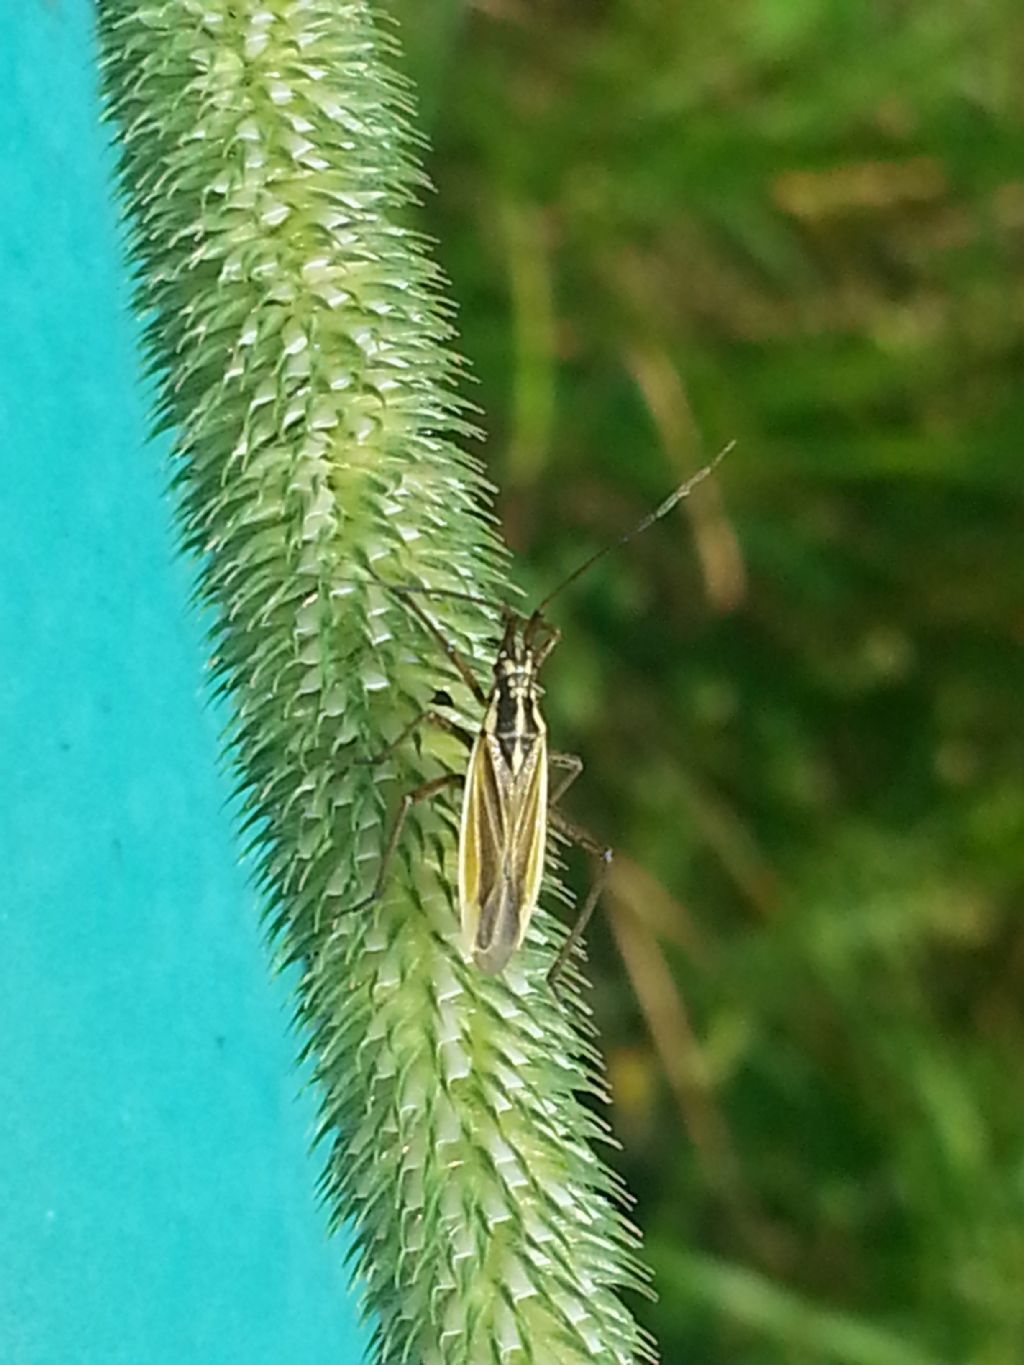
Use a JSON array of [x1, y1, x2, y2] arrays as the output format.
[[355, 443, 733, 986]]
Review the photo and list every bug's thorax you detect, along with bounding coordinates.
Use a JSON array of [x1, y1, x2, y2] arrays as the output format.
[[483, 619, 548, 775]]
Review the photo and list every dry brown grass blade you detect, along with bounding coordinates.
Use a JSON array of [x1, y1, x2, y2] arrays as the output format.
[[608, 854, 711, 962], [676, 772, 782, 921], [607, 880, 794, 1272]]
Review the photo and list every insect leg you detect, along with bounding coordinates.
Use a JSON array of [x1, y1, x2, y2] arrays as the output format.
[[356, 707, 475, 766], [387, 586, 492, 708], [548, 751, 583, 806], [348, 771, 464, 916], [545, 808, 614, 991]]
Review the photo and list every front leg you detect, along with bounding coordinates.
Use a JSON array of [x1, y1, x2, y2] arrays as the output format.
[[357, 703, 475, 766]]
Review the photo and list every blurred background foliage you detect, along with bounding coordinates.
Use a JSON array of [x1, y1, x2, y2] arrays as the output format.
[[381, 2, 1024, 1361]]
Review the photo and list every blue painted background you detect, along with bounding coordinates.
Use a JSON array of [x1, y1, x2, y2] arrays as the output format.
[[0, 7, 365, 1362]]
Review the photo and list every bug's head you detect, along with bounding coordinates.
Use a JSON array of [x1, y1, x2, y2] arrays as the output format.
[[493, 609, 526, 671], [489, 609, 560, 685]]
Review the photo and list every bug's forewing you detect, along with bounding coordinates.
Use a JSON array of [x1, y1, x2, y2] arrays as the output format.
[[459, 731, 548, 973]]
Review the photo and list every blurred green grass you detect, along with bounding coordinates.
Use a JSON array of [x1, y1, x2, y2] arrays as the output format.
[[384, 2, 1024, 1361]]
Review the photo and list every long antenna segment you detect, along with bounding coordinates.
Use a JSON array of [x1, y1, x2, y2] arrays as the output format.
[[529, 439, 735, 620]]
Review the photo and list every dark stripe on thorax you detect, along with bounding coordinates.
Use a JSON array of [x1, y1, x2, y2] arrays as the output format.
[[494, 682, 521, 741], [490, 685, 542, 771], [493, 685, 541, 738]]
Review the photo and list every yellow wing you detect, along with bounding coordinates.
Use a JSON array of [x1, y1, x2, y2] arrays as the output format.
[[459, 730, 548, 974]]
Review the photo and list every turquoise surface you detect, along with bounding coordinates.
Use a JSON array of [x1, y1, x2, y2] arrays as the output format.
[[0, 8, 365, 1362]]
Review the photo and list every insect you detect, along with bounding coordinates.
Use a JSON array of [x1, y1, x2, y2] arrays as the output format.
[[354, 443, 733, 987]]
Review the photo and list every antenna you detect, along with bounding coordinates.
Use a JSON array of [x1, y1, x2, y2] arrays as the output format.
[[529, 439, 735, 621]]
